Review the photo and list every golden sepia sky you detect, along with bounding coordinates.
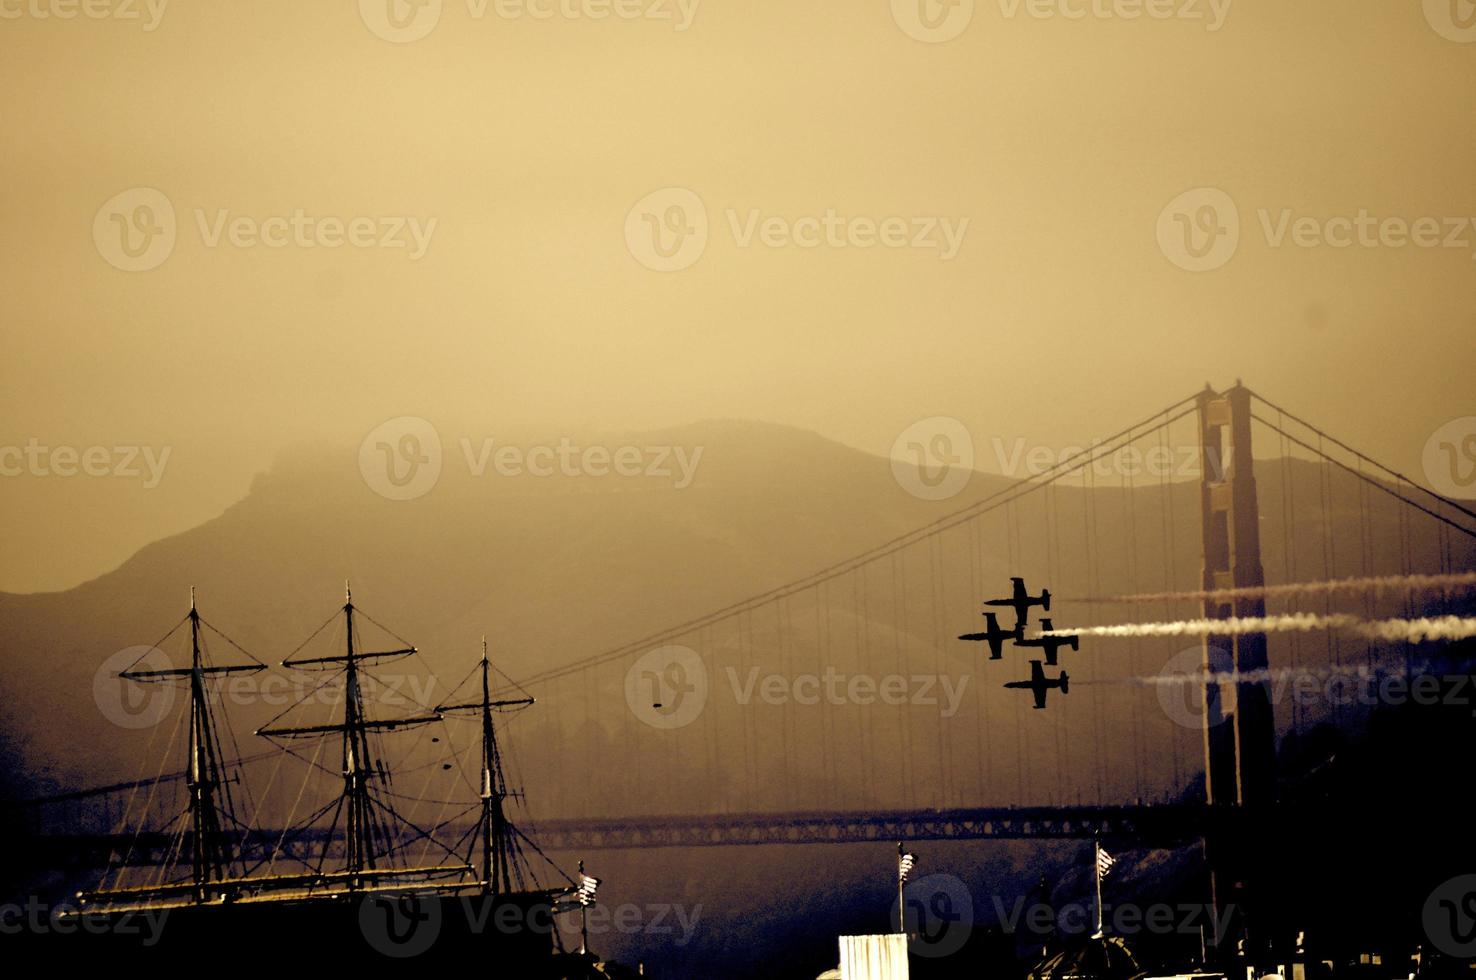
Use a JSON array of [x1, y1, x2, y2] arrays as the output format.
[[2, 0, 1474, 592]]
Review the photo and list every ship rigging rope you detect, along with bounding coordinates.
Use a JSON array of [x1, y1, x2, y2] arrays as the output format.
[[380, 787, 488, 808], [119, 613, 189, 676], [516, 395, 1205, 689], [197, 629, 256, 877], [512, 823, 576, 887], [309, 793, 347, 882], [148, 807, 189, 890], [255, 639, 354, 733], [93, 662, 174, 859], [436, 654, 537, 711], [264, 709, 336, 877], [413, 718, 475, 866], [243, 736, 294, 845], [355, 605, 419, 652], [100, 699, 187, 892], [118, 611, 270, 680], [372, 791, 463, 864], [237, 793, 345, 879], [280, 606, 347, 662], [444, 807, 485, 866], [197, 614, 270, 669]]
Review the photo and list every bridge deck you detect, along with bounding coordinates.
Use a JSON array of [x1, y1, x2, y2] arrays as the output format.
[[15, 804, 1229, 873]]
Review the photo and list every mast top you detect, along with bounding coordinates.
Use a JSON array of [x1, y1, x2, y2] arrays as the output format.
[[482, 635, 489, 665], [190, 585, 196, 611], [345, 580, 352, 603]]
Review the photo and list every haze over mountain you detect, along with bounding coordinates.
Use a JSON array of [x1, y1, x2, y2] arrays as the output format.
[[3, 416, 1467, 801], [4, 417, 1472, 978]]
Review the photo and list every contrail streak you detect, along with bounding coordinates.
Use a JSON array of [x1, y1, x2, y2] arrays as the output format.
[[1041, 614, 1476, 643], [1075, 661, 1381, 689], [1062, 571, 1476, 606]]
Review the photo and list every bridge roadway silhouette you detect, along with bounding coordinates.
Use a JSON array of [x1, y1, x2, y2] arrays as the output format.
[[24, 803, 1238, 874]]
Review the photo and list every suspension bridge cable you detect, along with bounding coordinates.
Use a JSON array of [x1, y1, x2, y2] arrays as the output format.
[[1250, 413, 1476, 540], [515, 398, 1203, 689]]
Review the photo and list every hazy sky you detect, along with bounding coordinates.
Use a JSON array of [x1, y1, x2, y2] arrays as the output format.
[[3, 0, 1474, 592]]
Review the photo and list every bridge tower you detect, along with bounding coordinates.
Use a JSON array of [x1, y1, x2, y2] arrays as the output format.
[[1195, 382, 1278, 953], [1196, 382, 1277, 806]]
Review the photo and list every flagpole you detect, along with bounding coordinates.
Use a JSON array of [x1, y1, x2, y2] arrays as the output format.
[[1093, 837, 1104, 939], [579, 859, 589, 955], [896, 842, 905, 934]]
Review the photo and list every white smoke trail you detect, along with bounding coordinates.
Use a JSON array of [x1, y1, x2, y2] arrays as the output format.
[[1353, 615, 1476, 642], [1079, 661, 1381, 689], [1041, 614, 1476, 643], [1063, 571, 1476, 606]]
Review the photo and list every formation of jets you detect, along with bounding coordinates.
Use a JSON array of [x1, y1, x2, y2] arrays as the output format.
[[958, 577, 1078, 710]]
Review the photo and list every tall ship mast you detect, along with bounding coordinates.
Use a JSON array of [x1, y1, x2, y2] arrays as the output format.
[[253, 582, 458, 891], [434, 636, 535, 895], [77, 588, 267, 907]]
